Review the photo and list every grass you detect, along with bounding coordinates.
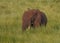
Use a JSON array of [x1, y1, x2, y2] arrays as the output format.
[[0, 0, 60, 43]]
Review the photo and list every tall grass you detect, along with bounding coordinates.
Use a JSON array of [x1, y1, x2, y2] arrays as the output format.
[[0, 0, 60, 43]]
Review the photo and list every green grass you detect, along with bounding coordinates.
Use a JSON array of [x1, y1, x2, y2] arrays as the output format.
[[0, 0, 60, 43]]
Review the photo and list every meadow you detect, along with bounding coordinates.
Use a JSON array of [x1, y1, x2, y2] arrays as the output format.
[[0, 0, 60, 43]]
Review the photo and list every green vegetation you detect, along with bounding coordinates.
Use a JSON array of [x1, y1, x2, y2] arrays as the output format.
[[0, 0, 60, 43]]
